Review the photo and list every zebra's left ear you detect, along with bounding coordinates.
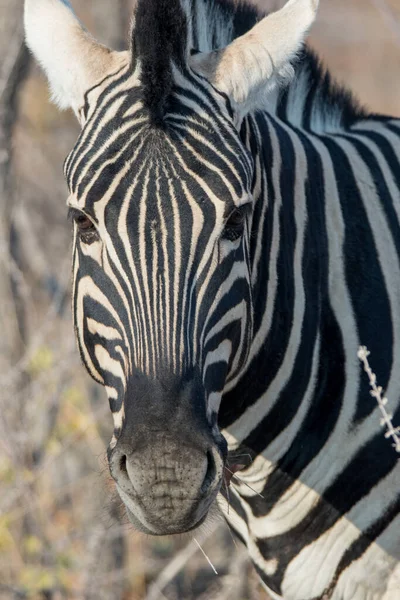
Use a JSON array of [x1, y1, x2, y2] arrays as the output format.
[[191, 0, 319, 118]]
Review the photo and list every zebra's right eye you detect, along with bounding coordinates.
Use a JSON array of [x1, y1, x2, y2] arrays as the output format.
[[75, 214, 95, 233], [222, 208, 247, 242], [68, 208, 98, 243]]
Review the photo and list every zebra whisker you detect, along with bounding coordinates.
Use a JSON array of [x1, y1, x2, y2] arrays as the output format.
[[193, 537, 218, 575], [225, 468, 265, 499], [223, 476, 231, 514]]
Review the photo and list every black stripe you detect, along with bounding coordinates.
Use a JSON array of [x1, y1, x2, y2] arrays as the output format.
[[322, 136, 393, 423]]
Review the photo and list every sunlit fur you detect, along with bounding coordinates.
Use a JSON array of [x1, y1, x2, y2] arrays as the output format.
[[57, 0, 400, 598]]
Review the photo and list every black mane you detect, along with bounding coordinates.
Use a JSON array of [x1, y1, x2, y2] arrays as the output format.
[[132, 0, 188, 126], [132, 0, 367, 131]]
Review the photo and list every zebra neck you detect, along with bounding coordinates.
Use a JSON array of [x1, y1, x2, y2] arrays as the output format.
[[219, 110, 325, 431], [247, 108, 324, 363]]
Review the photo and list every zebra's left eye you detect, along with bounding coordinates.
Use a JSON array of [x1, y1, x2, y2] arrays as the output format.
[[222, 208, 246, 241]]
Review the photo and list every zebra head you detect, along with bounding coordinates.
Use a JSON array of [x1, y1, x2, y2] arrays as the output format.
[[25, 0, 318, 535]]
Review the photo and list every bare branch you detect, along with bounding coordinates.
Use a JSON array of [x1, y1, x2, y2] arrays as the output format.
[[145, 524, 219, 600], [358, 346, 400, 453]]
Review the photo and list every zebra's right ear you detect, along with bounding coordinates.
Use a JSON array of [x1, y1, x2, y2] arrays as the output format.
[[191, 0, 318, 120], [24, 0, 127, 123]]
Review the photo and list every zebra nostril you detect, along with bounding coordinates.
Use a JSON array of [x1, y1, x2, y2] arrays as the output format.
[[119, 454, 128, 476], [201, 449, 216, 494]]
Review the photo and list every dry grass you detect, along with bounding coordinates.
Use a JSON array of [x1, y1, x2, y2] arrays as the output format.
[[0, 1, 399, 599]]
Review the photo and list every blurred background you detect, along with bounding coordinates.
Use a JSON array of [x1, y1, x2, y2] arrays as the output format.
[[0, 1, 399, 599]]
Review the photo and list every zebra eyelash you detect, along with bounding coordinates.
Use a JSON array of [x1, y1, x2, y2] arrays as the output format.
[[67, 207, 87, 223]]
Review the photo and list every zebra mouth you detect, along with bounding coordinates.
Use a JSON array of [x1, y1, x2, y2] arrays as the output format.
[[123, 463, 244, 534], [124, 503, 210, 536], [111, 439, 226, 536]]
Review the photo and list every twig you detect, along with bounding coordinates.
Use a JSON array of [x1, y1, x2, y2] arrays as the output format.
[[145, 524, 219, 600], [212, 549, 250, 600], [358, 346, 400, 453], [0, 255, 72, 388]]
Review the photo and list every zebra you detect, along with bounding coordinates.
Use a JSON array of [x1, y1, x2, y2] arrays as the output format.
[[24, 0, 400, 598]]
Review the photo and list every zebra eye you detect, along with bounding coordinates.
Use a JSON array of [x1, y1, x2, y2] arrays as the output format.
[[223, 208, 246, 241], [69, 209, 98, 243], [75, 214, 94, 232]]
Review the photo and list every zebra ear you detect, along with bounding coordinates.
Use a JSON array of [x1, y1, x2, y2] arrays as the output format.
[[24, 0, 127, 121], [191, 0, 319, 117]]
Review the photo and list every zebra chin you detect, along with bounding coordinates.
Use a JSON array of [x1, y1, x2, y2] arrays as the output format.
[[119, 491, 215, 536]]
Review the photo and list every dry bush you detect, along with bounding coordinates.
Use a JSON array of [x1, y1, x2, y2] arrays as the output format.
[[0, 1, 399, 599]]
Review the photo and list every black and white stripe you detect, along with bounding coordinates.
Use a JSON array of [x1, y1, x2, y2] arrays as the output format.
[[60, 0, 400, 598]]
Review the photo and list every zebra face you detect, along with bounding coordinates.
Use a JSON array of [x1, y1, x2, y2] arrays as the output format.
[[65, 72, 254, 534], [26, 0, 319, 536]]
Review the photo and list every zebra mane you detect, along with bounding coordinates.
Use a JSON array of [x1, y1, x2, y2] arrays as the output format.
[[132, 0, 367, 132], [132, 0, 188, 126], [277, 47, 368, 132]]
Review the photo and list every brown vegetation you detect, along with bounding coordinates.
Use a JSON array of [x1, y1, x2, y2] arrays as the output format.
[[0, 1, 399, 599]]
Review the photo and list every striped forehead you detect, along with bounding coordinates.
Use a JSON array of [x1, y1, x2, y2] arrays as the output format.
[[64, 72, 253, 215]]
